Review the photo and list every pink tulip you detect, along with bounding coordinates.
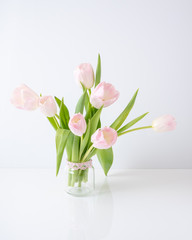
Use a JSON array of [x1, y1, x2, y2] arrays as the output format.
[[152, 115, 176, 132], [10, 84, 39, 110], [90, 82, 119, 109], [74, 63, 94, 89], [91, 127, 117, 149], [39, 96, 57, 117], [68, 113, 87, 136]]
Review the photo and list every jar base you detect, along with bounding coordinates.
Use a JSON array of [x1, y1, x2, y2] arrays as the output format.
[[65, 186, 94, 197]]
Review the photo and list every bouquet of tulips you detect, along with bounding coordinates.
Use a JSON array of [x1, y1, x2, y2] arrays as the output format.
[[11, 55, 176, 189]]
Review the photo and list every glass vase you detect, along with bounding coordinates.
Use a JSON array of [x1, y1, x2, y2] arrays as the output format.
[[64, 159, 95, 196]]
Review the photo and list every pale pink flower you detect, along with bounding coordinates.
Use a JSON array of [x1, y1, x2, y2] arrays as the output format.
[[152, 115, 176, 132], [74, 63, 94, 89], [10, 84, 39, 110], [91, 127, 117, 149], [68, 113, 87, 136], [39, 96, 57, 117], [90, 82, 119, 109]]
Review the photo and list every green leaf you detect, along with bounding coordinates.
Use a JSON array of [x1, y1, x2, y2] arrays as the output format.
[[66, 132, 74, 162], [55, 129, 70, 176], [97, 147, 113, 176], [97, 119, 101, 129], [80, 120, 91, 158], [84, 148, 97, 162], [110, 89, 139, 130], [85, 91, 95, 121], [91, 107, 97, 116], [72, 136, 80, 163], [55, 97, 70, 129], [85, 104, 92, 121], [54, 96, 62, 107], [95, 54, 101, 87], [47, 117, 58, 131], [59, 98, 70, 129], [117, 112, 149, 134], [75, 91, 86, 114], [90, 106, 103, 136]]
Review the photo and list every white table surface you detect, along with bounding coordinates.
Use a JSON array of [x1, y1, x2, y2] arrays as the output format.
[[0, 169, 192, 240]]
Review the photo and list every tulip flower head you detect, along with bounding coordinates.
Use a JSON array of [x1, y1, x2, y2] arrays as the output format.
[[152, 115, 176, 132], [39, 96, 57, 117], [91, 127, 117, 149], [10, 84, 39, 110], [74, 63, 94, 89], [90, 82, 120, 109], [68, 113, 87, 136]]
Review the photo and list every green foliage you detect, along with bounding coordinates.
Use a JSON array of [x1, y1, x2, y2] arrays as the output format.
[[54, 96, 61, 107], [80, 120, 91, 158], [118, 126, 152, 136], [95, 54, 101, 87], [84, 91, 90, 113], [110, 89, 139, 130], [97, 148, 113, 176], [66, 132, 74, 162], [47, 117, 58, 131], [75, 91, 87, 114], [55, 129, 70, 176], [72, 136, 80, 163], [117, 112, 149, 134], [90, 106, 103, 136], [85, 92, 93, 121], [80, 106, 103, 161], [59, 98, 70, 129], [54, 97, 70, 129], [82, 148, 97, 163]]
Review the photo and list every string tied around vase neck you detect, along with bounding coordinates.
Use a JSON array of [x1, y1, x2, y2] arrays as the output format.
[[66, 159, 93, 170]]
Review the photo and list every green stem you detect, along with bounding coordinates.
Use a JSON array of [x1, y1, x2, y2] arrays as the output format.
[[68, 171, 72, 186], [81, 145, 94, 162], [78, 180, 82, 187], [53, 116, 60, 129], [88, 90, 93, 116], [118, 126, 152, 136], [55, 114, 60, 120]]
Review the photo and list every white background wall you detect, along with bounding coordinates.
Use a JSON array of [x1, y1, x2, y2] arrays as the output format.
[[0, 0, 191, 169]]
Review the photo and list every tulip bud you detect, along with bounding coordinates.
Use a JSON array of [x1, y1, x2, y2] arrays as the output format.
[[152, 115, 176, 132], [10, 84, 39, 110], [90, 82, 119, 109], [39, 96, 57, 117], [68, 113, 87, 136], [91, 127, 117, 149], [74, 63, 94, 89]]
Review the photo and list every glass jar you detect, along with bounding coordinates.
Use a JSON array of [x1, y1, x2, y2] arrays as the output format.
[[64, 159, 95, 196]]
